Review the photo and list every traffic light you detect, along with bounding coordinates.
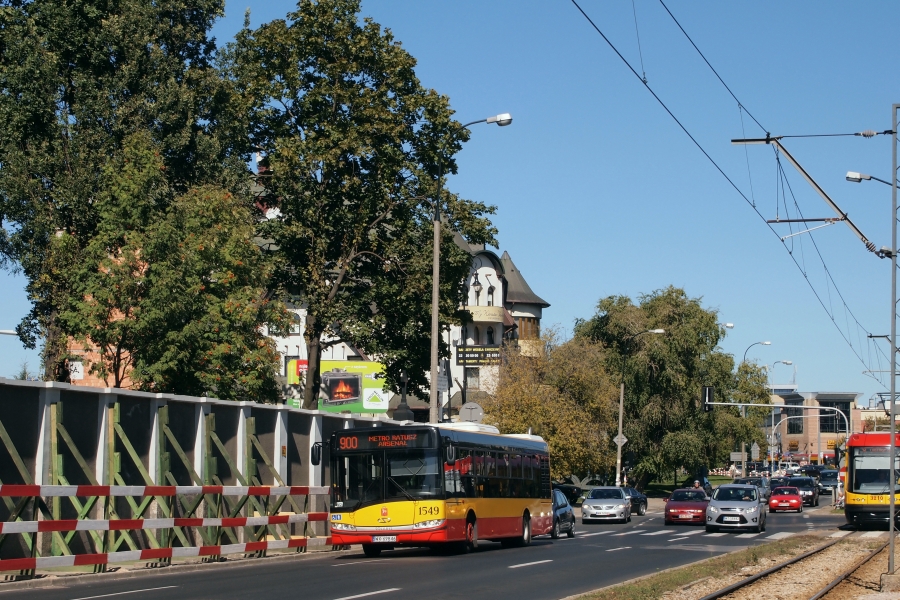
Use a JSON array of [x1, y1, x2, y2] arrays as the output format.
[[702, 386, 714, 412]]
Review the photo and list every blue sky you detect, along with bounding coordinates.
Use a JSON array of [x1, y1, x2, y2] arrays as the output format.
[[3, 1, 897, 404]]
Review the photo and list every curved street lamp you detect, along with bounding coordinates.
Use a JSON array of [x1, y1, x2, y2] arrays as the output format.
[[615, 328, 665, 487], [429, 114, 512, 423], [743, 341, 771, 363]]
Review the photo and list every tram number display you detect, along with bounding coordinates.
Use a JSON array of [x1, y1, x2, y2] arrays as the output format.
[[334, 430, 434, 451]]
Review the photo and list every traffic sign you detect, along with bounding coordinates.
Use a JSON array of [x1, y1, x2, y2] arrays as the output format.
[[613, 434, 628, 446], [459, 402, 484, 424], [751, 442, 760, 460], [730, 451, 747, 462]]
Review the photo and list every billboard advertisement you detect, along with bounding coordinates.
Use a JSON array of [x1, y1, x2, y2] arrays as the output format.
[[286, 359, 390, 413]]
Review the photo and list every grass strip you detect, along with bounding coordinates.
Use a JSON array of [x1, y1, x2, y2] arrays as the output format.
[[573, 534, 823, 600]]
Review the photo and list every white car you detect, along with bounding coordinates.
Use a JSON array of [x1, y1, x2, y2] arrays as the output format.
[[581, 487, 631, 524]]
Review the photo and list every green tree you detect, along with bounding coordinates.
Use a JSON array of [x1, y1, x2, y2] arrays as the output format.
[[226, 0, 497, 408], [0, 0, 232, 380], [59, 132, 289, 399], [485, 333, 619, 480], [574, 286, 769, 488]]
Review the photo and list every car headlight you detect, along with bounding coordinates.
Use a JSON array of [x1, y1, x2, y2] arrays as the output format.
[[708, 506, 718, 513], [744, 506, 758, 513], [414, 519, 445, 529], [331, 522, 357, 531]]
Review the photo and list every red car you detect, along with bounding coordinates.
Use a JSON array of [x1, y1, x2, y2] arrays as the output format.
[[664, 488, 709, 525], [769, 486, 803, 513]]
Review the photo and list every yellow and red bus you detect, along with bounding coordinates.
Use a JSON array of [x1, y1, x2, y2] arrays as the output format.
[[329, 422, 552, 556], [844, 432, 900, 526]]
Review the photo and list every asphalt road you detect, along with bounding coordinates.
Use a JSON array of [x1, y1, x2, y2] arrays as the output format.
[[0, 505, 849, 600]]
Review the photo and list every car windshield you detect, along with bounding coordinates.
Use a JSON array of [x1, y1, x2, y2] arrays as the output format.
[[772, 487, 799, 496], [588, 488, 624, 500], [671, 490, 707, 502], [792, 478, 815, 488], [713, 487, 758, 502], [820, 471, 838, 481], [736, 478, 764, 486]]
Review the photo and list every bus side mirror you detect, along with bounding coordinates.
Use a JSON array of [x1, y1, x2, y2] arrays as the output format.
[[311, 442, 323, 466], [445, 445, 456, 466]]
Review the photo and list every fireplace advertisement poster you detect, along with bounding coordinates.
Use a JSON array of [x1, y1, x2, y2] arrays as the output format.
[[286, 359, 390, 413]]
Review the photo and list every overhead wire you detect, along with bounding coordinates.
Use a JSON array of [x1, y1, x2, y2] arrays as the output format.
[[630, 0, 647, 83], [568, 0, 890, 390]]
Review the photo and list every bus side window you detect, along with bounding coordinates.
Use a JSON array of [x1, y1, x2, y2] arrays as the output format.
[[458, 448, 475, 498]]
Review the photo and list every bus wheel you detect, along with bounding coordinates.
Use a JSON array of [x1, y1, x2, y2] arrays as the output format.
[[362, 545, 381, 558], [520, 515, 532, 546], [465, 516, 478, 552]]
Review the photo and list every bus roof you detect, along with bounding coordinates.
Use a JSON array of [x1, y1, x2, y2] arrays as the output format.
[[847, 432, 900, 446]]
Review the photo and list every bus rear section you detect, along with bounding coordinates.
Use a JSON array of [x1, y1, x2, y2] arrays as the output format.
[[329, 424, 552, 555], [844, 432, 900, 526]]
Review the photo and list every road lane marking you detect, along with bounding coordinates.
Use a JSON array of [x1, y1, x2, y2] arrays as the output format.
[[736, 533, 760, 538], [333, 559, 389, 566], [578, 531, 611, 537], [861, 531, 885, 538], [765, 532, 793, 540], [606, 546, 631, 552], [704, 532, 727, 537], [641, 530, 675, 535], [71, 588, 178, 600], [612, 529, 645, 536], [333, 589, 401, 600], [672, 530, 701, 536], [830, 531, 851, 538], [509, 560, 553, 569]]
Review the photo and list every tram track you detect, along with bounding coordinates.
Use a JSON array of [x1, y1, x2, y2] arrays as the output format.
[[697, 533, 888, 600]]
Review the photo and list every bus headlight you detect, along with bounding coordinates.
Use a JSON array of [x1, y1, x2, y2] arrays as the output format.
[[414, 519, 446, 529], [331, 523, 357, 531]]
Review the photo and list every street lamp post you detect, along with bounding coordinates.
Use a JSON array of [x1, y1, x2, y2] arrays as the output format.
[[429, 113, 512, 424], [847, 107, 899, 574], [765, 360, 792, 477], [741, 341, 771, 476], [616, 328, 665, 487]]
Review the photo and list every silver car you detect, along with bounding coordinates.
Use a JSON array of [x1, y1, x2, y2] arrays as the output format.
[[705, 484, 767, 533], [581, 487, 631, 524]]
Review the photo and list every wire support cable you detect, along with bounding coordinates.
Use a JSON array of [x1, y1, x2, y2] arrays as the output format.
[[569, 0, 889, 391]]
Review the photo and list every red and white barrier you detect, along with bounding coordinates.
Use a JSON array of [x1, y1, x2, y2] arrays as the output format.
[[0, 512, 329, 534], [0, 485, 329, 497], [0, 536, 333, 572]]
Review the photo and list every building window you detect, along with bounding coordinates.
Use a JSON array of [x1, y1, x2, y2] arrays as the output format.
[[487, 286, 495, 306], [819, 401, 849, 434], [486, 326, 495, 345], [473, 327, 481, 345], [466, 367, 480, 391], [786, 402, 803, 434]]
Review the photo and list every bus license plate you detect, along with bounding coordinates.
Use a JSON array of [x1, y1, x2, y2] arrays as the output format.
[[372, 536, 396, 543], [723, 517, 739, 522]]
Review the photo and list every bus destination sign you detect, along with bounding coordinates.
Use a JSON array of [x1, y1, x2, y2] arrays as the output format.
[[336, 431, 433, 451]]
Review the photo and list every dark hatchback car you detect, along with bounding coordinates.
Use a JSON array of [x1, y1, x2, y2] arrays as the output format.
[[818, 470, 840, 495], [624, 487, 648, 516], [550, 489, 576, 539], [552, 481, 582, 506], [790, 477, 820, 506]]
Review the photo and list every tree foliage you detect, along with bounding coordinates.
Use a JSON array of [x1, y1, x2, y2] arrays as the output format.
[[225, 0, 497, 408], [574, 286, 770, 487], [485, 333, 619, 480], [0, 0, 288, 396]]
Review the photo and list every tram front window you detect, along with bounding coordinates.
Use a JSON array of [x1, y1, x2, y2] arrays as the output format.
[[851, 447, 900, 494]]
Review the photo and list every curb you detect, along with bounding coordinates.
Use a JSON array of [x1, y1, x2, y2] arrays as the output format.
[[0, 547, 352, 593]]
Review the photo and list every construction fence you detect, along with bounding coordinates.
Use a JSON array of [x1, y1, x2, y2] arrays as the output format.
[[0, 378, 401, 575]]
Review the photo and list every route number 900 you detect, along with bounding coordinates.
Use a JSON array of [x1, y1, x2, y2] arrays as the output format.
[[338, 436, 358, 450]]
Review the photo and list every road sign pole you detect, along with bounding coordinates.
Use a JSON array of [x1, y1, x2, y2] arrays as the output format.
[[615, 382, 624, 487]]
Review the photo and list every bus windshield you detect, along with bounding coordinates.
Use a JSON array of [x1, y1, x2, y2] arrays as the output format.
[[332, 449, 442, 511], [851, 447, 900, 494]]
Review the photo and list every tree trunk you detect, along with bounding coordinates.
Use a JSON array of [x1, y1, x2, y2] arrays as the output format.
[[42, 311, 70, 383], [303, 314, 322, 411]]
